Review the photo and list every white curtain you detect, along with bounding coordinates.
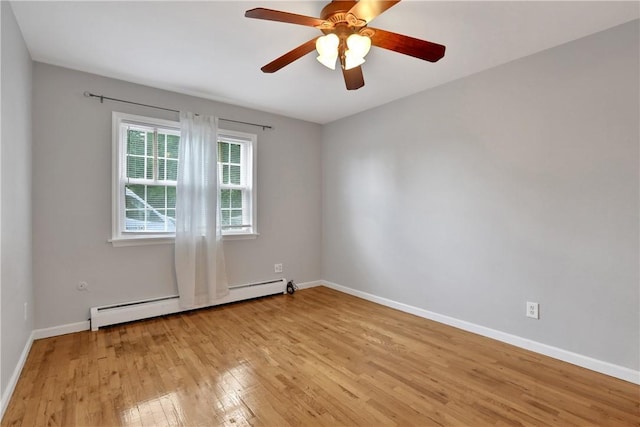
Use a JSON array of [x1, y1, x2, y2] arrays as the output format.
[[175, 112, 228, 308]]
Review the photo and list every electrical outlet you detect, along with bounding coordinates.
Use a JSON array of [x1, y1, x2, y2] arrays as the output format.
[[77, 281, 88, 291], [274, 263, 283, 273], [526, 302, 539, 319]]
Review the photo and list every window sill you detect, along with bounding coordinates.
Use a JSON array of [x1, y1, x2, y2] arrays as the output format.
[[223, 233, 259, 241], [109, 232, 259, 247], [109, 235, 175, 247]]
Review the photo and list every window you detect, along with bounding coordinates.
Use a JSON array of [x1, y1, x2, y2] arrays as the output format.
[[218, 131, 257, 236], [111, 112, 257, 246]]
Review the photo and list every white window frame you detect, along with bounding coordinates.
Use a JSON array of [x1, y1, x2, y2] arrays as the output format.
[[111, 112, 180, 246], [110, 112, 258, 247], [218, 130, 258, 238]]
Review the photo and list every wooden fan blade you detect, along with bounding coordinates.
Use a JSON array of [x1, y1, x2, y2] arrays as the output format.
[[261, 37, 319, 73], [368, 27, 445, 62], [342, 66, 365, 90], [245, 8, 330, 28], [347, 1, 400, 23]]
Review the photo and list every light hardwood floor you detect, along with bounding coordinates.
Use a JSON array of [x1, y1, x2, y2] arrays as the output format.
[[2, 286, 639, 426]]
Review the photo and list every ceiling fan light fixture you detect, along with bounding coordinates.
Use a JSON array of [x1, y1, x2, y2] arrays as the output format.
[[346, 33, 371, 58], [317, 53, 338, 70], [344, 51, 366, 70], [316, 33, 339, 69], [343, 33, 371, 69]]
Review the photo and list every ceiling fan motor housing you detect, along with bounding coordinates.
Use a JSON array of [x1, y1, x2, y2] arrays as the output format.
[[320, 2, 356, 20], [319, 2, 368, 33]]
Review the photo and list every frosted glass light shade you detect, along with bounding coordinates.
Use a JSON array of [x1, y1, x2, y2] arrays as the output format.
[[344, 33, 371, 70], [344, 51, 366, 70], [317, 54, 338, 70], [346, 34, 371, 58], [316, 33, 339, 70]]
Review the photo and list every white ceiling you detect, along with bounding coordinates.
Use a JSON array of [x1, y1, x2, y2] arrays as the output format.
[[11, 1, 639, 124]]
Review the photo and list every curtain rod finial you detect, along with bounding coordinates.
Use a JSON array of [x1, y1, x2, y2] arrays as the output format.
[[83, 91, 91, 97]]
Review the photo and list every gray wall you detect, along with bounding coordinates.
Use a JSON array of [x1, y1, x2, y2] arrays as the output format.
[[1, 1, 34, 394], [322, 21, 639, 370], [32, 63, 322, 329]]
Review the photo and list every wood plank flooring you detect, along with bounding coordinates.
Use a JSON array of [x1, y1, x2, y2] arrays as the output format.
[[2, 286, 639, 426]]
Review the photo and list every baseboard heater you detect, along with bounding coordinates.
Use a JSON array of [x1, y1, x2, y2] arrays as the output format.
[[90, 278, 286, 331]]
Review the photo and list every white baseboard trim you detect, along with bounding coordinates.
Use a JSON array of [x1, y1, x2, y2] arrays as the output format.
[[321, 280, 640, 385], [1, 322, 91, 419], [0, 331, 35, 420], [19, 282, 316, 342], [32, 280, 316, 340], [31, 282, 317, 340], [32, 321, 91, 340], [295, 280, 322, 290]]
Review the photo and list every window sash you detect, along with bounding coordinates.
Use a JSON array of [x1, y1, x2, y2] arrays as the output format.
[[122, 123, 180, 183], [219, 186, 251, 230]]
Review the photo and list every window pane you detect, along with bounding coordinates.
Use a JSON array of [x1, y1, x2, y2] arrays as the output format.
[[148, 208, 165, 223], [230, 210, 243, 225], [221, 189, 230, 208], [167, 159, 178, 181], [146, 132, 154, 156], [125, 185, 145, 209], [221, 210, 230, 226], [219, 142, 229, 163], [157, 133, 166, 157], [127, 130, 145, 155], [230, 143, 241, 164], [167, 187, 176, 209], [230, 165, 241, 185], [146, 157, 153, 180], [127, 156, 145, 179], [167, 209, 175, 221], [125, 210, 146, 231], [167, 135, 179, 159], [222, 165, 229, 184], [158, 158, 166, 181], [231, 189, 242, 208], [147, 186, 166, 209]]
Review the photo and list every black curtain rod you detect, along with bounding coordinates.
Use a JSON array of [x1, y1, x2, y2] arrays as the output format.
[[83, 91, 273, 130]]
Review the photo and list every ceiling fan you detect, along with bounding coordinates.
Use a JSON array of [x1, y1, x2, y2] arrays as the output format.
[[245, 0, 446, 90]]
